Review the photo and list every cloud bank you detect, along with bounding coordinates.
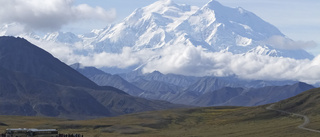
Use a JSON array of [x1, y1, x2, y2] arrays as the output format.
[[141, 45, 320, 85], [266, 35, 317, 50], [0, 0, 116, 31], [24, 36, 320, 85]]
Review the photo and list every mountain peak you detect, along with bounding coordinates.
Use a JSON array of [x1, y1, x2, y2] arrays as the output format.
[[141, 0, 190, 16], [147, 0, 177, 8], [43, 31, 81, 43], [202, 0, 246, 18], [158, 0, 175, 5], [124, 0, 182, 23], [294, 82, 314, 88], [204, 0, 225, 10]]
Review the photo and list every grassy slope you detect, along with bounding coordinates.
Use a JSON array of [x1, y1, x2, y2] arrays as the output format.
[[271, 87, 320, 133], [274, 87, 320, 115], [0, 105, 319, 137]]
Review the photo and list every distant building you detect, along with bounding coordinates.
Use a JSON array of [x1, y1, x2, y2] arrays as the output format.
[[5, 128, 58, 137]]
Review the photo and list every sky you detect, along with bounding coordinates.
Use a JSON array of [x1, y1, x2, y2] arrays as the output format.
[[71, 0, 320, 54]]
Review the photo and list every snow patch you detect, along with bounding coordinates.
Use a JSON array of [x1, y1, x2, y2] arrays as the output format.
[[236, 35, 252, 47]]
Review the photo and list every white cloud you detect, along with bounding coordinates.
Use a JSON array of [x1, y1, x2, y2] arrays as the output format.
[[24, 36, 320, 84], [0, 0, 116, 31], [266, 35, 317, 50], [25, 36, 79, 63], [77, 47, 154, 68], [140, 44, 320, 84], [0, 23, 25, 36]]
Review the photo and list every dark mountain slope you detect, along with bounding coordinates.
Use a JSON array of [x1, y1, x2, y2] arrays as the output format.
[[192, 82, 314, 107], [221, 82, 314, 106], [169, 77, 298, 105], [70, 63, 144, 96], [191, 87, 244, 106], [131, 78, 181, 100], [0, 36, 98, 88], [0, 66, 112, 118], [70, 65, 184, 100], [74, 65, 307, 107], [273, 85, 320, 115], [0, 36, 182, 119], [120, 71, 198, 87], [185, 76, 297, 95]]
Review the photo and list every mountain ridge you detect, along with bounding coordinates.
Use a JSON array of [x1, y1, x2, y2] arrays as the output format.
[[70, 63, 145, 96], [71, 65, 311, 107], [0, 36, 182, 119], [0, 36, 99, 89]]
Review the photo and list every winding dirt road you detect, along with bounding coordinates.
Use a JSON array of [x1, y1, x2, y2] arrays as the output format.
[[266, 104, 320, 133]]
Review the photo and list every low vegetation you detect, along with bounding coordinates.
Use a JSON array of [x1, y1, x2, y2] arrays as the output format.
[[1, 105, 320, 137]]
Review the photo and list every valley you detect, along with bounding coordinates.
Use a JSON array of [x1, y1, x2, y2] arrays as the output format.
[[2, 87, 320, 136], [1, 104, 320, 137]]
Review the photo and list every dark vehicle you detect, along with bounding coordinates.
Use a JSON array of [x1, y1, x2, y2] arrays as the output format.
[[5, 128, 58, 137]]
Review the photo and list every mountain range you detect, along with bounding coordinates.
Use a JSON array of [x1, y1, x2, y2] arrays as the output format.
[[72, 64, 314, 107], [193, 82, 314, 106], [62, 0, 312, 60], [0, 36, 181, 119]]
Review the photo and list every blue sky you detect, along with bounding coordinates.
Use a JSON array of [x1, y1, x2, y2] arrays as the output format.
[[72, 0, 320, 54]]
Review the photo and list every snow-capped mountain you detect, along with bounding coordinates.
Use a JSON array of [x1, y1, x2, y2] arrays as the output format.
[[0, 0, 314, 66], [173, 0, 283, 52], [0, 23, 41, 40], [247, 45, 313, 59], [77, 0, 312, 59], [43, 31, 82, 44], [87, 0, 198, 53]]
